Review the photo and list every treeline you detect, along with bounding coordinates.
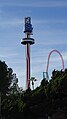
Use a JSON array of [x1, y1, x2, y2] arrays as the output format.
[[0, 60, 67, 119]]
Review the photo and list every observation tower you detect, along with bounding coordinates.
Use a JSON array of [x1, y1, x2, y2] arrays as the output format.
[[21, 17, 35, 89]]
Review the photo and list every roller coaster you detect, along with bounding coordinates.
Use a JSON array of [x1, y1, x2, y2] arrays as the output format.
[[43, 50, 64, 80]]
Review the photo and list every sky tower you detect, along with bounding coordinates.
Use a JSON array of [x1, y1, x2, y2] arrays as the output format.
[[21, 17, 35, 89]]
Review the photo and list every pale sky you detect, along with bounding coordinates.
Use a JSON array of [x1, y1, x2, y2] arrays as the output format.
[[0, 0, 67, 89]]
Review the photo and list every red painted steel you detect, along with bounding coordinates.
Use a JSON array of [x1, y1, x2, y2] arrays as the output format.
[[46, 50, 64, 76], [26, 43, 30, 89]]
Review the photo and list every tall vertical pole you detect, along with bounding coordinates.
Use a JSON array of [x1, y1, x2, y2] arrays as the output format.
[[21, 17, 35, 89], [26, 43, 30, 89]]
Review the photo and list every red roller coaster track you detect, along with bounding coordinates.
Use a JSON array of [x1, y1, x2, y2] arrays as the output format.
[[46, 50, 64, 79]]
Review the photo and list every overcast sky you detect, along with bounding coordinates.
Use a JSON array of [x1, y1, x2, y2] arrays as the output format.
[[0, 0, 67, 89]]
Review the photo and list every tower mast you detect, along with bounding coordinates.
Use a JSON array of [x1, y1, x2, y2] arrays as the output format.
[[21, 17, 35, 89]]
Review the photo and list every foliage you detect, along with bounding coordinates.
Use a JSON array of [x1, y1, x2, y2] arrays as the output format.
[[1, 66, 67, 118], [0, 61, 13, 94]]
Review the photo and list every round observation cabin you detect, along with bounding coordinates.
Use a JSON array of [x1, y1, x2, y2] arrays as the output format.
[[21, 37, 35, 45]]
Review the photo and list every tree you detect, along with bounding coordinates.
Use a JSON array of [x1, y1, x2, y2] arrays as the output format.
[[0, 61, 13, 94], [0, 60, 13, 118], [47, 69, 67, 117], [10, 73, 19, 94], [1, 66, 67, 119]]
